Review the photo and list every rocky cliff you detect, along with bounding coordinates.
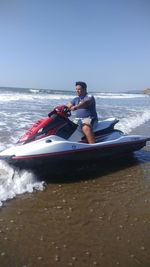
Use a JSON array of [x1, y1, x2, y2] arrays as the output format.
[[143, 88, 150, 95]]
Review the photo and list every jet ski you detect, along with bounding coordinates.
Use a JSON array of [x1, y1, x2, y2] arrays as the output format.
[[0, 105, 149, 173]]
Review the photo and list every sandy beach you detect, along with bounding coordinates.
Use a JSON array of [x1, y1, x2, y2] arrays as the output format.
[[0, 123, 150, 267]]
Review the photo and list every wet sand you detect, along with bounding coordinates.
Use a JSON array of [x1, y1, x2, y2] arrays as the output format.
[[0, 123, 150, 267]]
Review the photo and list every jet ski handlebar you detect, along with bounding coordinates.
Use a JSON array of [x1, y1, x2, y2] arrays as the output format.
[[48, 105, 71, 118]]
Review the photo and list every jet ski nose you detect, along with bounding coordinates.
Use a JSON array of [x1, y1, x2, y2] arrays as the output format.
[[0, 155, 14, 161]]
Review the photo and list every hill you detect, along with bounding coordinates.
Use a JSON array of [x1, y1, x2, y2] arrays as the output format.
[[143, 88, 150, 95]]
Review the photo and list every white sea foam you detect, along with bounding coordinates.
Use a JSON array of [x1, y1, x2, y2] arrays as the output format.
[[0, 93, 73, 102], [0, 91, 148, 103], [0, 161, 45, 207], [0, 144, 5, 152], [94, 93, 148, 99], [29, 89, 40, 94], [117, 109, 150, 134]]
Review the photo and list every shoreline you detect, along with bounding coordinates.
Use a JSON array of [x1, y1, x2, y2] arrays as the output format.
[[0, 121, 150, 267], [131, 120, 150, 150], [131, 119, 150, 136]]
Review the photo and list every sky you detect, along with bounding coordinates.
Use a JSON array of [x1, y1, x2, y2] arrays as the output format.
[[0, 0, 150, 92]]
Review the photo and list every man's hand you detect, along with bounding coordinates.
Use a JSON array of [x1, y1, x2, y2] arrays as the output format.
[[70, 106, 77, 111]]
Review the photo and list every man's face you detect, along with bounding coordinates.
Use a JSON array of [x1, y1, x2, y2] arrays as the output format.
[[76, 85, 86, 96]]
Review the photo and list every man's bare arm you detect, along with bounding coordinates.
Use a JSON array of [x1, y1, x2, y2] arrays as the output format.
[[70, 99, 91, 111]]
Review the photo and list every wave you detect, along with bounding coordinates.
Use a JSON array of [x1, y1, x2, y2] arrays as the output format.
[[0, 87, 147, 99], [0, 93, 73, 102], [117, 108, 150, 133], [0, 161, 45, 207], [29, 88, 73, 95], [0, 91, 147, 103], [94, 93, 148, 99], [29, 89, 41, 94], [0, 87, 73, 95]]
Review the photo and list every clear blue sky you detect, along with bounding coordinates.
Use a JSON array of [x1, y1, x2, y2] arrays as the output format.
[[0, 0, 150, 91]]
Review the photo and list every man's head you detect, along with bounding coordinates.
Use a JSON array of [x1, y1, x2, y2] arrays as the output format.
[[75, 81, 87, 96]]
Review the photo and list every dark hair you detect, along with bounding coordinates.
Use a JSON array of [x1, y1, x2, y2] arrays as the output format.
[[75, 81, 87, 90]]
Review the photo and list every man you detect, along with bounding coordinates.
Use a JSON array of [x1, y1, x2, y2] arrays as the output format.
[[67, 81, 98, 144]]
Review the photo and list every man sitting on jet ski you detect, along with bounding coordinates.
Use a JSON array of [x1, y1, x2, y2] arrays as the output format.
[[67, 81, 98, 143]]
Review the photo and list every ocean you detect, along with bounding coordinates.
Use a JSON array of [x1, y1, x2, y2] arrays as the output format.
[[0, 87, 150, 206]]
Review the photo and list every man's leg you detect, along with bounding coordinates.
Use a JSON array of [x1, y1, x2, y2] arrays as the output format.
[[82, 124, 95, 144]]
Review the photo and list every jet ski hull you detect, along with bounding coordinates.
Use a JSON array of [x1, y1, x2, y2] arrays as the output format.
[[0, 136, 148, 173]]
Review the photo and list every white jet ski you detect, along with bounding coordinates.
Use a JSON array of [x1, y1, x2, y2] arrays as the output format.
[[0, 105, 149, 174]]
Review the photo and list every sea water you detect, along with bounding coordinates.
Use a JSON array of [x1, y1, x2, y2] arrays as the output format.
[[0, 87, 150, 206]]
